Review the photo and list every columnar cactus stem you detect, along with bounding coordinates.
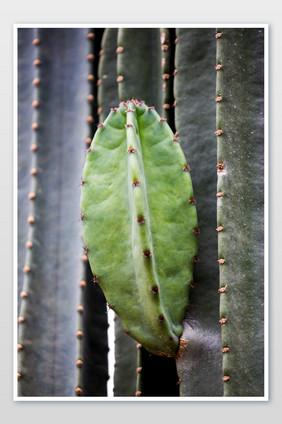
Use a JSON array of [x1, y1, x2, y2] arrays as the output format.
[[174, 28, 222, 396], [160, 28, 175, 126], [216, 27, 265, 396], [81, 99, 197, 357], [97, 28, 119, 122], [17, 28, 37, 307], [17, 28, 90, 396], [117, 28, 163, 111]]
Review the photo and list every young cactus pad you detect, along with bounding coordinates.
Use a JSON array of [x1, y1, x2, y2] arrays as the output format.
[[80, 100, 198, 357]]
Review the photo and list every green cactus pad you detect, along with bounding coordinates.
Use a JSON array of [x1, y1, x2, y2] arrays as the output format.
[[81, 99, 197, 357]]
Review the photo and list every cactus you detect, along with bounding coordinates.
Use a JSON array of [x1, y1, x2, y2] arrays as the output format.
[[17, 26, 265, 398], [173, 27, 222, 396], [216, 27, 264, 396], [80, 99, 198, 357]]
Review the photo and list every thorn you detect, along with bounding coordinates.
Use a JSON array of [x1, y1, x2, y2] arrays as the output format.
[[158, 314, 165, 321], [18, 344, 23, 352], [30, 168, 37, 176], [79, 213, 84, 221], [194, 256, 200, 263], [183, 165, 190, 172], [176, 378, 181, 386], [87, 53, 95, 61], [215, 96, 223, 102], [107, 303, 112, 310], [97, 123, 104, 128], [116, 46, 124, 54], [163, 103, 170, 110], [173, 137, 180, 142], [79, 280, 87, 288], [216, 226, 224, 232], [143, 250, 151, 259], [217, 258, 226, 264], [136, 367, 142, 373], [125, 123, 133, 128], [17, 372, 22, 381], [85, 137, 92, 145], [136, 343, 142, 349], [190, 282, 195, 288], [32, 38, 40, 46], [217, 161, 224, 172], [23, 266, 30, 274], [117, 76, 124, 83], [216, 191, 223, 198], [87, 32, 95, 40], [132, 180, 140, 187], [87, 94, 94, 102], [20, 291, 28, 299], [222, 376, 230, 382], [111, 107, 118, 111], [215, 64, 222, 70], [189, 198, 196, 204], [174, 38, 179, 44], [147, 106, 155, 111], [87, 74, 95, 82], [30, 144, 38, 152], [135, 391, 142, 396], [151, 286, 159, 294], [25, 241, 33, 248], [87, 116, 94, 124], [75, 387, 83, 395], [222, 347, 230, 353], [162, 73, 170, 80], [219, 317, 227, 325], [127, 147, 135, 153], [193, 228, 200, 235], [33, 59, 41, 67], [28, 192, 36, 200], [137, 217, 145, 224], [218, 286, 227, 293], [32, 100, 39, 108], [81, 254, 88, 263], [32, 78, 40, 86], [18, 316, 25, 324], [92, 275, 99, 284], [76, 359, 83, 367], [86, 147, 92, 153], [27, 216, 35, 224], [159, 117, 167, 122], [77, 179, 85, 187], [215, 129, 223, 136], [125, 109, 135, 113], [76, 330, 83, 339], [97, 107, 102, 115], [124, 329, 128, 336], [215, 32, 222, 39], [77, 305, 84, 313], [31, 122, 39, 131]]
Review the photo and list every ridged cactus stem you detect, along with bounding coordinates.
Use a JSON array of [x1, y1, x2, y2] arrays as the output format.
[[117, 28, 163, 111], [174, 28, 222, 396], [81, 99, 197, 357], [17, 28, 90, 396], [17, 28, 37, 307], [160, 28, 176, 128], [216, 27, 264, 396], [135, 344, 143, 397]]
